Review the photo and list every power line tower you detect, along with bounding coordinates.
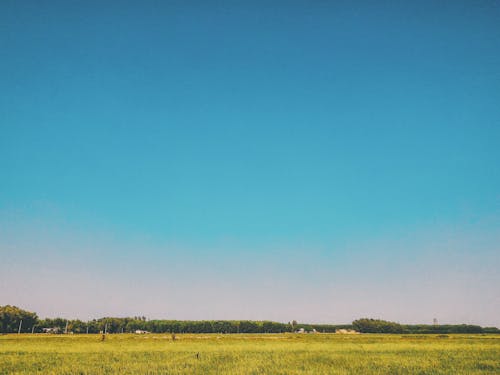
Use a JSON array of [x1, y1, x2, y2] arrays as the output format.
[[433, 318, 438, 326]]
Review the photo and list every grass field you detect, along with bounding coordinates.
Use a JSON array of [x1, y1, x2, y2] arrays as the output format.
[[1, 333, 499, 374]]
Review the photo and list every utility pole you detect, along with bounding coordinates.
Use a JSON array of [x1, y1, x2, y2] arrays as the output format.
[[65, 321, 69, 334], [104, 323, 108, 335], [32, 325, 36, 334], [18, 320, 23, 334], [86, 325, 89, 334]]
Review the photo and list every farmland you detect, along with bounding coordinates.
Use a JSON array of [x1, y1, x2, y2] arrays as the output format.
[[1, 333, 499, 374]]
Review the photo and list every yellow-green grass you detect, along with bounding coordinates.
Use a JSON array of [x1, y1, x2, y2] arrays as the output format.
[[1, 333, 499, 374]]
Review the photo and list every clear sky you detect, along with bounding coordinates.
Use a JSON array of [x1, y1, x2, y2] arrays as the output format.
[[1, 1, 499, 326]]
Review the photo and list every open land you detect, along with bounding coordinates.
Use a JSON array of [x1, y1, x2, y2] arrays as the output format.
[[1, 333, 499, 374]]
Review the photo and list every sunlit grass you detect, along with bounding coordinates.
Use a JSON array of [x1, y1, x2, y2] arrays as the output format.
[[1, 333, 499, 374]]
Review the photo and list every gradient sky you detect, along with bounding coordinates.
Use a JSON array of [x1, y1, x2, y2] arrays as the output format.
[[1, 1, 499, 326]]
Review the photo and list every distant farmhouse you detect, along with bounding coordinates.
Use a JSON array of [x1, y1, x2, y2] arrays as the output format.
[[42, 327, 60, 334], [295, 328, 317, 334]]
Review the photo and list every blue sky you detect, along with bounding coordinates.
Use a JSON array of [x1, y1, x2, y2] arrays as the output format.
[[1, 1, 499, 325]]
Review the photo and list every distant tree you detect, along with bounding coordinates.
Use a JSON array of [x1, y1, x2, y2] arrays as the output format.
[[213, 320, 233, 333], [2, 305, 497, 335], [239, 321, 260, 333], [68, 320, 87, 333], [0, 305, 38, 333], [483, 327, 500, 334], [352, 318, 404, 333]]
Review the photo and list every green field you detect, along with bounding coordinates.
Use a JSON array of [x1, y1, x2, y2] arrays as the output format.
[[1, 333, 499, 374]]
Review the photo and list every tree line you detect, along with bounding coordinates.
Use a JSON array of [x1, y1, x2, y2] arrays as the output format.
[[1, 306, 498, 334], [351, 318, 499, 334]]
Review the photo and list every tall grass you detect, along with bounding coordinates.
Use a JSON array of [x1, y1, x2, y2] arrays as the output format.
[[1, 333, 499, 374]]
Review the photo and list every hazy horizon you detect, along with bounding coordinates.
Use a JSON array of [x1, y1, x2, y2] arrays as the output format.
[[1, 2, 499, 327]]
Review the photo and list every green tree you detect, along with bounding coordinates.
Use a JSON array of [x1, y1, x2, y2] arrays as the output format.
[[352, 318, 404, 333], [0, 305, 38, 333]]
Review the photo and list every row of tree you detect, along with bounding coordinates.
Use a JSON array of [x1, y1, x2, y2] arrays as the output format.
[[37, 317, 294, 334], [1, 306, 499, 334], [352, 318, 499, 334]]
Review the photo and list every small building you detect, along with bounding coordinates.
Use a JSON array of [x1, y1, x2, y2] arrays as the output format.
[[42, 327, 60, 334], [134, 329, 149, 334], [295, 328, 318, 334]]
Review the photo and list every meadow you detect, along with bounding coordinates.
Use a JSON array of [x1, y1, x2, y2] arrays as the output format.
[[1, 333, 499, 374]]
